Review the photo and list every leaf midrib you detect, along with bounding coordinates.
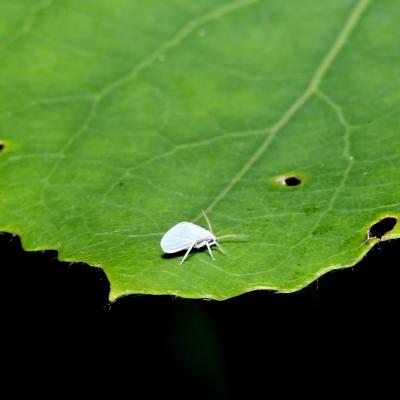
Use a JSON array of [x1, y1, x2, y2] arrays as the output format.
[[199, 0, 370, 221]]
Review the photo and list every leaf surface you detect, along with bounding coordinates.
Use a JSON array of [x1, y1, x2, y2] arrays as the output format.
[[1, 0, 399, 299]]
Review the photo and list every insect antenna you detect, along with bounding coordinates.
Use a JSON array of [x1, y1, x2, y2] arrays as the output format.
[[217, 234, 247, 240], [201, 209, 213, 233]]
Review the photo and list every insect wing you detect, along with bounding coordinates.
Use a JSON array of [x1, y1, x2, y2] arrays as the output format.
[[161, 222, 211, 253]]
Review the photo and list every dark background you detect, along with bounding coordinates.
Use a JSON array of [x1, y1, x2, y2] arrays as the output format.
[[1, 228, 398, 395]]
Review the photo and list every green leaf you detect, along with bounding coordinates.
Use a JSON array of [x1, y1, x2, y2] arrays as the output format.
[[1, 0, 399, 300]]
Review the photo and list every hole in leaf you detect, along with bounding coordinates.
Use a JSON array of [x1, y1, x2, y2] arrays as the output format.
[[368, 217, 397, 239], [276, 175, 302, 187], [284, 176, 301, 186], [0, 143, 4, 152]]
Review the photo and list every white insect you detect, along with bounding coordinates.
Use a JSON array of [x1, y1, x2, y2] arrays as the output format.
[[160, 211, 240, 265]]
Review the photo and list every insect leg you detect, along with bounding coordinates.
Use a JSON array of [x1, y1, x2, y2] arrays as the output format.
[[215, 242, 226, 255], [205, 242, 215, 261], [180, 242, 196, 265]]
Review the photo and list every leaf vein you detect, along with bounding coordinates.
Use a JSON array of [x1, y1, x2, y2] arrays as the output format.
[[38, 0, 259, 206], [199, 0, 370, 220], [277, 91, 354, 267]]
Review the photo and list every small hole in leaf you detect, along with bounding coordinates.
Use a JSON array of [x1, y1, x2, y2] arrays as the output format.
[[0, 143, 4, 152], [276, 175, 302, 187], [368, 217, 397, 239], [284, 176, 301, 186]]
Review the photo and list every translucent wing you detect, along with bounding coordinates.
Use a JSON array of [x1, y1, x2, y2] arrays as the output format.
[[160, 222, 212, 253]]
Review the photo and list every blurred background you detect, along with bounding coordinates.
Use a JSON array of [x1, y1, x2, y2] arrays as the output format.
[[1, 231, 398, 396]]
